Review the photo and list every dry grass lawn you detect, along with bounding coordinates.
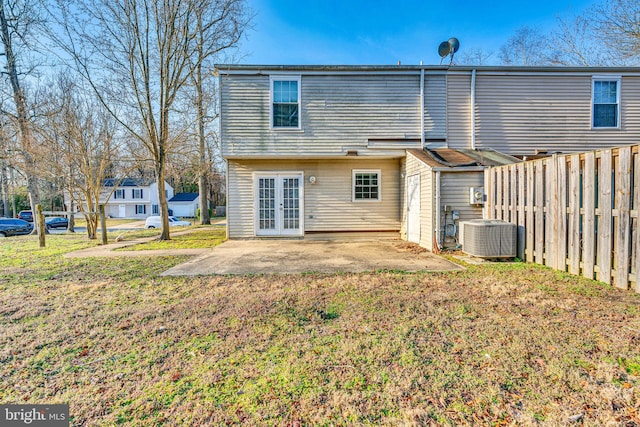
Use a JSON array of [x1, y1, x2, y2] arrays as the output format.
[[0, 232, 639, 426]]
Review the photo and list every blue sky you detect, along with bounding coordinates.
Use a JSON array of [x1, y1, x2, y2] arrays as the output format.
[[240, 0, 597, 65]]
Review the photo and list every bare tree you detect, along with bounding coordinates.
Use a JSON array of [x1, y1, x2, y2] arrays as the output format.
[[592, 0, 640, 63], [0, 0, 41, 229], [186, 1, 250, 225], [457, 47, 495, 65], [48, 0, 249, 240], [38, 75, 127, 239], [499, 26, 553, 66]]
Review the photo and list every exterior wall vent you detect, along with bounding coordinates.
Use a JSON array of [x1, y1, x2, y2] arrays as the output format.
[[460, 219, 516, 258]]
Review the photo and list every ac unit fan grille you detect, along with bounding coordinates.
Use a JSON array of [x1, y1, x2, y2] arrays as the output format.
[[461, 219, 516, 258]]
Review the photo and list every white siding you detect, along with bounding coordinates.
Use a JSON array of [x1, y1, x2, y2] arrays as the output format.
[[424, 74, 447, 140], [227, 159, 401, 238], [439, 172, 484, 248], [221, 74, 422, 157], [403, 152, 434, 251], [446, 74, 472, 150], [448, 73, 640, 155]]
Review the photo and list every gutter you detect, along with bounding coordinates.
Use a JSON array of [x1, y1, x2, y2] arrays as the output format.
[[470, 68, 476, 150], [420, 68, 425, 147], [435, 171, 441, 251]]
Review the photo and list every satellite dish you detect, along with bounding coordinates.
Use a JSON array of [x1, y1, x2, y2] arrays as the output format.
[[448, 38, 460, 54], [438, 37, 461, 65], [438, 41, 451, 58]]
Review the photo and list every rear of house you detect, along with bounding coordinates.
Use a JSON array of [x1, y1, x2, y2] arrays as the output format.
[[217, 64, 640, 248]]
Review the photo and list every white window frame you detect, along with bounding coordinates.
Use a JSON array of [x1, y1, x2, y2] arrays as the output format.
[[270, 75, 301, 131], [253, 171, 305, 236], [352, 169, 382, 202], [114, 189, 125, 199], [591, 76, 621, 129], [135, 204, 146, 215], [132, 188, 144, 199]]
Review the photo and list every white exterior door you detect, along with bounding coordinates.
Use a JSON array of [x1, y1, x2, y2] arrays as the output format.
[[255, 173, 303, 236], [118, 204, 126, 218], [406, 174, 421, 243]]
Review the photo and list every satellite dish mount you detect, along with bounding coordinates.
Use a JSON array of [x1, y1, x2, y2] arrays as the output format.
[[438, 37, 460, 65]]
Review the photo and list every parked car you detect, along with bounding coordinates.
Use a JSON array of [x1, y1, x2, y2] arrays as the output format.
[[17, 210, 33, 222], [45, 217, 69, 230], [144, 216, 191, 229], [0, 218, 33, 237]]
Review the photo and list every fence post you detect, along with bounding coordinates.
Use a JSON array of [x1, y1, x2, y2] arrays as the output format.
[[99, 205, 107, 245], [36, 204, 45, 248]]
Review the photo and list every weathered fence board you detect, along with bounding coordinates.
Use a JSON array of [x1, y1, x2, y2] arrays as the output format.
[[486, 144, 639, 293], [517, 162, 525, 261], [526, 162, 534, 263], [557, 157, 568, 272], [583, 152, 596, 280], [568, 154, 580, 275]]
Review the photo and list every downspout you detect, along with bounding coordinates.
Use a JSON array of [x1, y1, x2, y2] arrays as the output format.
[[420, 67, 425, 147], [470, 68, 477, 150], [435, 170, 441, 250]]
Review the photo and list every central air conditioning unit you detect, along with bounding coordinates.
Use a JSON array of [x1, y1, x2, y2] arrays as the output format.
[[460, 219, 516, 258]]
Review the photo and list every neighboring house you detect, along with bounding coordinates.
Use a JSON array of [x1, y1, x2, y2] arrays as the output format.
[[168, 193, 200, 218], [100, 178, 174, 219], [216, 64, 640, 249]]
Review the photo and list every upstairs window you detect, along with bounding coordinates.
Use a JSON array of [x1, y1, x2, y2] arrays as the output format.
[[353, 170, 381, 202], [132, 189, 144, 199], [114, 189, 125, 199], [271, 76, 300, 129], [592, 78, 620, 128]]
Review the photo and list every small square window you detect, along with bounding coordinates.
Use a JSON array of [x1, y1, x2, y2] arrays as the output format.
[[353, 170, 381, 202], [135, 204, 146, 214]]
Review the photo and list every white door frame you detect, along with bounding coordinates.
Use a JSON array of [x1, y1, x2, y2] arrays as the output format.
[[254, 172, 304, 237], [406, 174, 421, 243], [118, 204, 126, 218]]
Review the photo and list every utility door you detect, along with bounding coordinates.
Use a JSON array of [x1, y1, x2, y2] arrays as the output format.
[[255, 173, 304, 236], [406, 174, 421, 243], [118, 204, 126, 218]]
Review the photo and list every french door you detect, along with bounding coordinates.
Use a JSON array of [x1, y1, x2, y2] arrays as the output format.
[[255, 173, 304, 236]]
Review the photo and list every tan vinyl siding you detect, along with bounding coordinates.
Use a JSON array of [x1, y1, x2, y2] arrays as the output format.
[[445, 74, 472, 150], [221, 74, 421, 157], [439, 172, 484, 248], [403, 152, 434, 251], [424, 74, 447, 139], [227, 159, 401, 238], [450, 74, 640, 155]]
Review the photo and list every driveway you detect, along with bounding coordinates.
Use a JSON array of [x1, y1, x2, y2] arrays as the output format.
[[161, 239, 462, 276]]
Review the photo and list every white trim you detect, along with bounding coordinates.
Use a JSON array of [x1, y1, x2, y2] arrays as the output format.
[[352, 169, 382, 202], [270, 75, 301, 131], [591, 76, 621, 129], [253, 171, 305, 236], [406, 173, 421, 243]]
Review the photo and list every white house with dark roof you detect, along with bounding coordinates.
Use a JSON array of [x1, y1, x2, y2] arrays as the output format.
[[168, 193, 200, 218], [100, 178, 174, 219]]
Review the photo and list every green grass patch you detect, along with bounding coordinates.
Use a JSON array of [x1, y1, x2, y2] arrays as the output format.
[[1, 236, 639, 425], [116, 227, 225, 251]]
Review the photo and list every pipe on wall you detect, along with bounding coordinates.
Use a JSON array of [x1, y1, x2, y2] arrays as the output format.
[[420, 68, 425, 147], [470, 68, 477, 150], [435, 170, 441, 250]]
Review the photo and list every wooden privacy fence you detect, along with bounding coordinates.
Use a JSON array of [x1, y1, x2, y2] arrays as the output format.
[[484, 144, 639, 293]]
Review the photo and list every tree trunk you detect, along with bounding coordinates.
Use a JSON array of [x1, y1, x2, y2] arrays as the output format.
[[156, 159, 171, 240], [0, 1, 41, 229], [196, 62, 210, 225]]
